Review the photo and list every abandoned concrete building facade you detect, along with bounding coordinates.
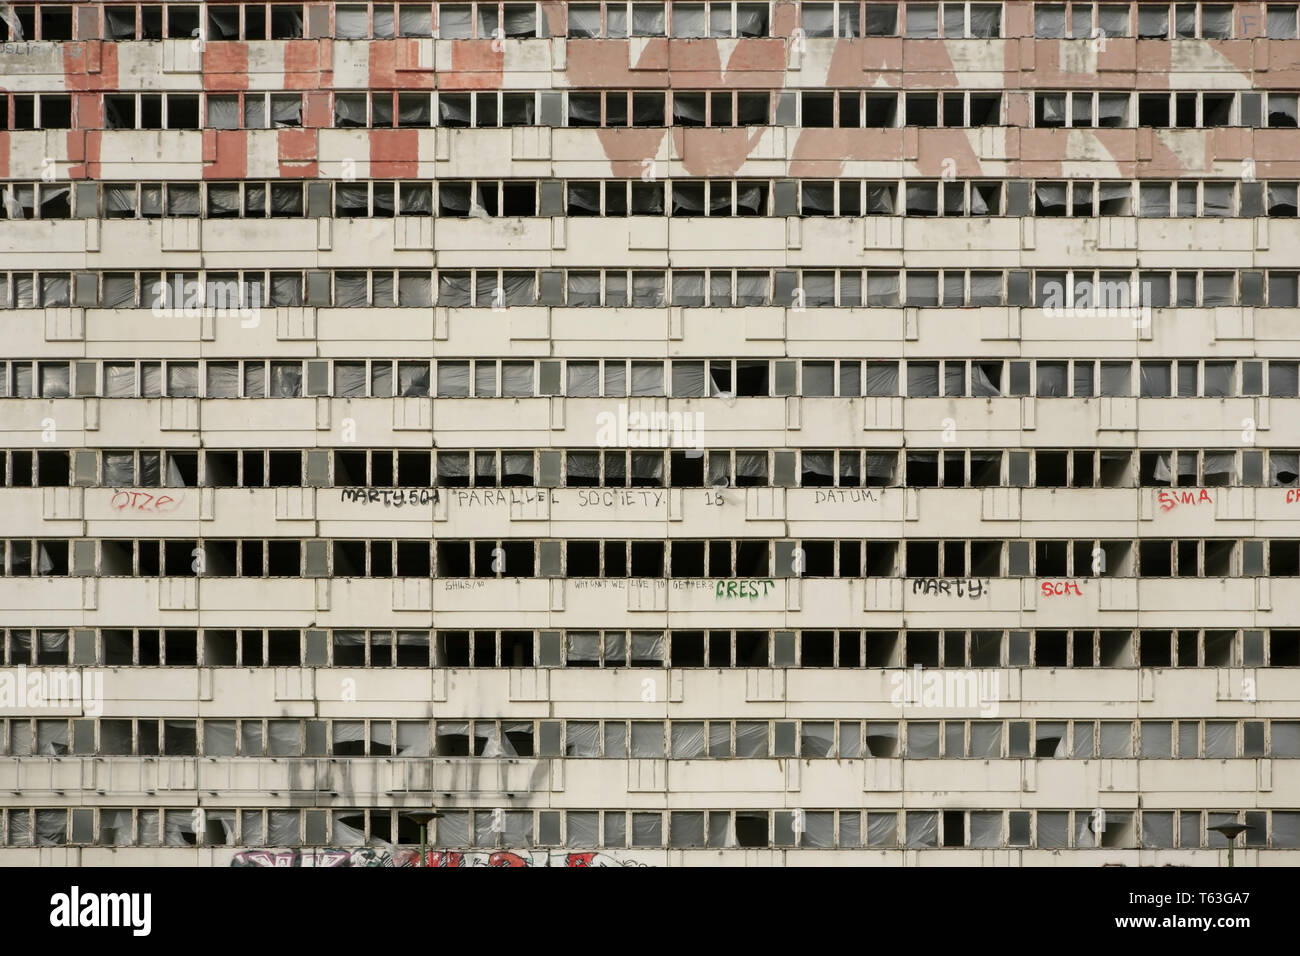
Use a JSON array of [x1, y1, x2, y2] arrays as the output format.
[[0, 0, 1298, 866]]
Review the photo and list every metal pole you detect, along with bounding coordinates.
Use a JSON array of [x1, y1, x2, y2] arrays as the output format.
[[419, 823, 427, 867]]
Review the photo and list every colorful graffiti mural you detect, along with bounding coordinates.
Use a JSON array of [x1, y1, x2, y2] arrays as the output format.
[[231, 849, 648, 867]]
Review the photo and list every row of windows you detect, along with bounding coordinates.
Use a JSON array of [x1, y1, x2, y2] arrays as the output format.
[[11, 535, 1300, 579], [11, 356, 1300, 402], [1034, 3, 1300, 39], [3, 805, 1297, 851], [10, 445, 1300, 495], [5, 268, 1298, 310], [13, 626, 1294, 669], [15, 178, 1300, 222], [9, 715, 1300, 760], [1035, 89, 1298, 128], [10, 88, 1300, 132], [15, 2, 1300, 44]]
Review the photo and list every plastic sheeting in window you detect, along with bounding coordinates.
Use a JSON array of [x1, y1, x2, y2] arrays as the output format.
[[335, 5, 368, 38], [398, 5, 432, 36], [562, 721, 599, 757], [398, 272, 432, 307], [438, 95, 471, 126], [104, 453, 135, 485], [334, 363, 367, 397], [969, 811, 1002, 847], [267, 810, 299, 846], [100, 809, 133, 846], [736, 182, 765, 214], [671, 361, 706, 398], [369, 721, 393, 754], [12, 274, 35, 308], [565, 362, 600, 398], [478, 723, 518, 759], [1273, 812, 1300, 848], [907, 362, 940, 397], [800, 722, 834, 758], [39, 363, 70, 398], [205, 363, 239, 399], [1037, 362, 1068, 397], [397, 364, 428, 398], [670, 722, 706, 758], [1150, 451, 1173, 483], [1204, 721, 1236, 757], [399, 184, 433, 216], [905, 183, 938, 215], [905, 811, 939, 847], [166, 185, 200, 216], [1203, 273, 1234, 306], [438, 272, 471, 307], [672, 272, 705, 307], [633, 4, 666, 35], [969, 5, 1000, 36], [802, 452, 834, 481], [1036, 182, 1068, 216], [865, 812, 896, 847], [630, 362, 665, 396], [867, 272, 900, 307], [206, 184, 240, 216], [501, 362, 534, 397], [735, 721, 768, 757], [167, 363, 199, 398], [567, 453, 600, 483], [735, 272, 768, 305], [969, 722, 1001, 757], [8, 721, 33, 756], [269, 184, 301, 214], [41, 275, 70, 308], [432, 363, 470, 401], [204, 720, 236, 756], [802, 272, 835, 306], [862, 362, 897, 397], [632, 273, 665, 307], [37, 720, 69, 756], [630, 631, 665, 663], [271, 95, 302, 127], [502, 271, 536, 306], [336, 182, 369, 214], [269, 273, 302, 307], [335, 272, 369, 308], [270, 363, 302, 398], [35, 810, 67, 846], [392, 720, 428, 757], [602, 718, 628, 758], [103, 184, 137, 217], [329, 814, 366, 846], [267, 721, 301, 756], [1200, 6, 1232, 38], [1203, 184, 1234, 217]]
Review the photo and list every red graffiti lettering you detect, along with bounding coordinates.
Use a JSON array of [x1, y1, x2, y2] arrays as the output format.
[[1041, 580, 1083, 597], [108, 489, 183, 513], [1157, 489, 1213, 512]]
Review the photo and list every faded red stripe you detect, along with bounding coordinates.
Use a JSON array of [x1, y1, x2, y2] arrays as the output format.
[[203, 42, 250, 90], [369, 128, 419, 177], [204, 129, 249, 179]]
